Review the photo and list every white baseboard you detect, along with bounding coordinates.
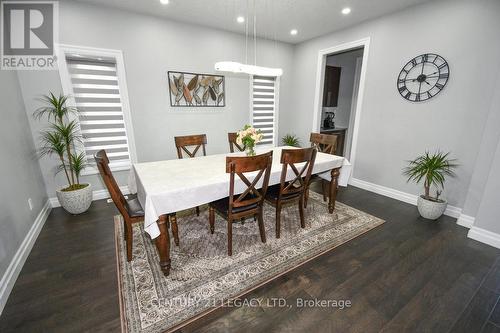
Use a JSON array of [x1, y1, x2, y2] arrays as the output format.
[[456, 214, 475, 228], [0, 199, 52, 315], [349, 178, 462, 219], [468, 226, 500, 249], [49, 185, 130, 208]]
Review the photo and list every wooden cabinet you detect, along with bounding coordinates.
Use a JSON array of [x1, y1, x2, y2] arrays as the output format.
[[320, 128, 346, 156], [323, 66, 341, 107]]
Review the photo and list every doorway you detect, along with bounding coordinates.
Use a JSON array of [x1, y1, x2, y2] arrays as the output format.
[[312, 38, 370, 171]]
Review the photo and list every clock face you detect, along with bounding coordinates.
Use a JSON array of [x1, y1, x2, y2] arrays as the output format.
[[397, 53, 449, 102]]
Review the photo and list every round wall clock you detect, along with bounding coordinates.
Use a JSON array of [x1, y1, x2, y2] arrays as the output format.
[[397, 53, 449, 102]]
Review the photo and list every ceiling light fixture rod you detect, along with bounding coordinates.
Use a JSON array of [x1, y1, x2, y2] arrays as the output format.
[[214, 0, 283, 77], [253, 0, 257, 67], [245, 0, 249, 65]]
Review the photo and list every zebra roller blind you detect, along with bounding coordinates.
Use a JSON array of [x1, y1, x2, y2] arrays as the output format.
[[66, 55, 132, 169], [252, 75, 278, 146]]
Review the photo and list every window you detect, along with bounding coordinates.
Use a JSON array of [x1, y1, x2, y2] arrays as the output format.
[[251, 75, 279, 146], [58, 45, 136, 174]]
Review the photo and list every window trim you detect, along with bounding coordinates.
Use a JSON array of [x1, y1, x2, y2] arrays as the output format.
[[249, 75, 280, 147], [56, 44, 137, 175]]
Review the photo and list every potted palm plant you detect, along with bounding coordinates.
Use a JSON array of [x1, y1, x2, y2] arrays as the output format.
[[281, 134, 301, 147], [403, 151, 458, 220], [35, 93, 92, 214]]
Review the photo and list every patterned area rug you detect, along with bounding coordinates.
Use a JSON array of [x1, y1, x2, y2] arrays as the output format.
[[115, 191, 384, 332]]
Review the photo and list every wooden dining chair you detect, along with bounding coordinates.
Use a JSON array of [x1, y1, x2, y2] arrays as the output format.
[[95, 150, 143, 261], [174, 134, 207, 216], [95, 150, 180, 261], [208, 151, 273, 256], [305, 132, 338, 207], [228, 132, 245, 153], [310, 132, 338, 154], [174, 134, 207, 159], [265, 148, 317, 238]]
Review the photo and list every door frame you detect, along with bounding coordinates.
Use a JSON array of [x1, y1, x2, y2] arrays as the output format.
[[311, 37, 370, 173], [344, 56, 363, 160]]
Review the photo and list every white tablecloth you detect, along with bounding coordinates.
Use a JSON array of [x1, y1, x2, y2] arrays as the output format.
[[128, 146, 352, 239]]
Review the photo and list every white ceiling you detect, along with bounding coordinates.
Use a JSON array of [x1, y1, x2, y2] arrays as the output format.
[[69, 0, 431, 44]]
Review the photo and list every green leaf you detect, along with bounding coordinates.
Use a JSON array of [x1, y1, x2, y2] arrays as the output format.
[[281, 134, 301, 147], [69, 152, 88, 177], [402, 150, 458, 199]]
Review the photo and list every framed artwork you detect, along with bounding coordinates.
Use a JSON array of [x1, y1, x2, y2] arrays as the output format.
[[167, 71, 225, 107]]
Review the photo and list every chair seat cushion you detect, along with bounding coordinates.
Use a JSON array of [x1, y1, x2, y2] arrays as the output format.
[[211, 194, 259, 216], [125, 197, 144, 218], [265, 184, 301, 202]]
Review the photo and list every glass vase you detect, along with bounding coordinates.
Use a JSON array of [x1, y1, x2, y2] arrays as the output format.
[[246, 143, 256, 156]]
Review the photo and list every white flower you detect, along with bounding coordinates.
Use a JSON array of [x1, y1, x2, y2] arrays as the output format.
[[236, 125, 262, 146]]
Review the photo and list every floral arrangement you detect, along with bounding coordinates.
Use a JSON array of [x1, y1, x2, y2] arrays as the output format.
[[236, 125, 263, 156]]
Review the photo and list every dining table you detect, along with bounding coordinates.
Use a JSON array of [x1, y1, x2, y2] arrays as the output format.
[[128, 146, 352, 276]]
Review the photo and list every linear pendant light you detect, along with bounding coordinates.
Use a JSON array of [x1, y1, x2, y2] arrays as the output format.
[[215, 0, 283, 77], [215, 61, 283, 76]]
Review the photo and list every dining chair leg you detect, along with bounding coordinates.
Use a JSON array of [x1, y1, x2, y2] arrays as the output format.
[[170, 214, 179, 246], [126, 221, 133, 262], [209, 206, 215, 234], [227, 220, 233, 256], [298, 196, 306, 229], [304, 186, 309, 208], [257, 210, 266, 243], [322, 180, 328, 202], [123, 218, 128, 241], [196, 206, 200, 216], [276, 203, 282, 239]]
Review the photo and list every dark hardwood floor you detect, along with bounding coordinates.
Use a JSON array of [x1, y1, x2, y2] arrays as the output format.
[[1, 186, 500, 332]]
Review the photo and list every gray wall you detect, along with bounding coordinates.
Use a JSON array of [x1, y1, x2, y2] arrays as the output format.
[[461, 69, 500, 218], [0, 71, 47, 278], [281, 0, 500, 208], [18, 0, 294, 197], [473, 137, 500, 234]]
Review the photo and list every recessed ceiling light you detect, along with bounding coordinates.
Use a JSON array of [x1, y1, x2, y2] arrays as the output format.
[[290, 29, 298, 36], [160, 0, 169, 5], [237, 16, 245, 23], [341, 7, 351, 15]]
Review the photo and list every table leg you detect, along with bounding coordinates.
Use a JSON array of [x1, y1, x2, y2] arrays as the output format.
[[329, 167, 341, 213], [155, 215, 171, 276], [170, 214, 180, 246]]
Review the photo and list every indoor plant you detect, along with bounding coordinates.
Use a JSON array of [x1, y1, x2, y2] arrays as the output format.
[[35, 93, 92, 214], [236, 125, 263, 156], [403, 151, 458, 220], [281, 134, 301, 147]]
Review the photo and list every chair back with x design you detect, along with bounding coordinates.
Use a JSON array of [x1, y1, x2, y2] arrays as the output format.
[[228, 132, 246, 153], [174, 134, 207, 159], [310, 132, 337, 155], [278, 147, 317, 199], [226, 151, 273, 214]]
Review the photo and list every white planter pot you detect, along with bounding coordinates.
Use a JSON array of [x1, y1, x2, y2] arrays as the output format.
[[56, 183, 92, 214], [417, 195, 447, 220]]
